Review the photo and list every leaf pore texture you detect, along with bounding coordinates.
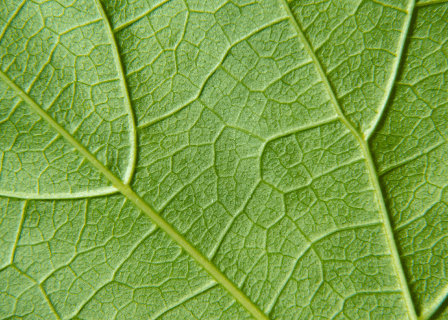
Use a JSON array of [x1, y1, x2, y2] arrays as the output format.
[[0, 0, 448, 320]]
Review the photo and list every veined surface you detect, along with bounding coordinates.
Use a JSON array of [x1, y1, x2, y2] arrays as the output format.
[[0, 0, 447, 319]]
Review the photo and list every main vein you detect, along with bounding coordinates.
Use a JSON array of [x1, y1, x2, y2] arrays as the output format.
[[280, 0, 418, 319], [0, 68, 268, 320]]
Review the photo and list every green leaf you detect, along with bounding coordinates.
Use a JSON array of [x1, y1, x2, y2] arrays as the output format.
[[0, 0, 447, 319]]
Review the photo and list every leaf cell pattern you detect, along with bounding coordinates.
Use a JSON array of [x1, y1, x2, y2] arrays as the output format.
[[0, 0, 136, 198], [0, 0, 448, 320]]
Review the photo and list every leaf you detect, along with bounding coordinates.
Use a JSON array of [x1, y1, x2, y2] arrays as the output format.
[[0, 0, 447, 319], [0, 0, 136, 198]]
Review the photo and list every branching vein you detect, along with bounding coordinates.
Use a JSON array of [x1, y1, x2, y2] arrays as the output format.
[[280, 0, 418, 319]]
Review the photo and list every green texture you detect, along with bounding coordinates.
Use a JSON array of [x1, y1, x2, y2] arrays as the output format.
[[0, 0, 447, 319]]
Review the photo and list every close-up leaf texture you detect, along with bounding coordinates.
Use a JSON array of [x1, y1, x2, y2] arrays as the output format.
[[0, 0, 447, 319]]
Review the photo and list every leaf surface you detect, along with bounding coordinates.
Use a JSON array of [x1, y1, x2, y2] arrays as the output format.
[[0, 0, 447, 319]]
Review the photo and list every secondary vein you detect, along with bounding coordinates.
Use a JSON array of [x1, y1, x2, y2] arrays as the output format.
[[365, 0, 416, 140], [0, 70, 269, 320], [39, 283, 63, 320], [280, 1, 418, 319], [0, 187, 120, 200], [10, 200, 27, 264], [95, 0, 137, 186], [415, 0, 448, 7], [112, 0, 172, 33], [419, 286, 448, 319]]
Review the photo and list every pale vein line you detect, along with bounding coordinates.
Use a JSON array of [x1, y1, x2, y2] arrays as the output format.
[[95, 0, 137, 186], [415, 0, 448, 6], [280, 1, 418, 319], [266, 116, 339, 141], [58, 18, 104, 36], [0, 186, 120, 200], [137, 16, 290, 131], [39, 284, 62, 320], [71, 226, 158, 317], [152, 282, 218, 320], [267, 220, 385, 315], [265, 244, 309, 315], [0, 264, 11, 273], [10, 200, 27, 263], [0, 70, 269, 320], [365, 0, 415, 140], [395, 201, 440, 232], [110, 227, 158, 279], [208, 178, 264, 262], [0, 0, 26, 42], [420, 285, 448, 320], [274, 157, 366, 195], [113, 0, 172, 33], [370, 0, 409, 13], [378, 141, 445, 176], [314, 222, 386, 246], [10, 264, 36, 282]]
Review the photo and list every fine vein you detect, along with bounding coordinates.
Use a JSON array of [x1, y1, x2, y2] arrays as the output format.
[[152, 283, 219, 320], [0, 69, 269, 320], [112, 0, 172, 32], [280, 1, 418, 319], [136, 16, 289, 131], [379, 141, 445, 176], [10, 200, 27, 263], [0, 0, 26, 42]]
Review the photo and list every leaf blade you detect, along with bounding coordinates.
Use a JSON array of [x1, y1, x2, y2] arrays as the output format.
[[1, 0, 448, 319], [0, 0, 136, 197]]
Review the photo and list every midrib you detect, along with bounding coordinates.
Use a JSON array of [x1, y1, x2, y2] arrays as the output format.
[[1, 0, 423, 319], [0, 64, 269, 320], [280, 0, 418, 320], [0, 0, 271, 317]]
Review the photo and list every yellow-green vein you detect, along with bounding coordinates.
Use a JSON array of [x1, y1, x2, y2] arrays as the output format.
[[365, 0, 416, 140], [112, 0, 172, 32], [95, 0, 137, 185], [279, 0, 418, 319], [9, 200, 27, 264], [415, 0, 448, 7], [0, 69, 269, 320]]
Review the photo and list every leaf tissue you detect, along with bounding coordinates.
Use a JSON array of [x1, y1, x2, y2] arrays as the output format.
[[0, 0, 447, 319]]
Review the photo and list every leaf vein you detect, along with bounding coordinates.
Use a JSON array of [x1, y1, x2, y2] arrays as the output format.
[[0, 69, 269, 320], [415, 0, 448, 7], [136, 16, 289, 131], [280, 0, 418, 318], [94, 0, 137, 186], [152, 282, 219, 320], [113, 0, 172, 33], [365, 0, 416, 140], [10, 200, 27, 264]]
